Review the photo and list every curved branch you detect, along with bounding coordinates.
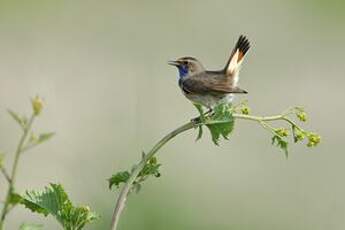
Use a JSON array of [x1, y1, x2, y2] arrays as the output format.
[[110, 111, 302, 230], [110, 122, 196, 230]]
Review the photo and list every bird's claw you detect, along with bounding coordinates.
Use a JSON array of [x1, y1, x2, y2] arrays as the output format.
[[191, 116, 202, 124]]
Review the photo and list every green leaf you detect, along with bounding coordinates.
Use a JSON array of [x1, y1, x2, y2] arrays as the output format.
[[9, 192, 48, 216], [206, 103, 235, 145], [196, 126, 203, 141], [108, 171, 131, 189], [138, 157, 161, 178], [8, 193, 23, 206], [8, 110, 27, 129], [37, 132, 55, 144], [18, 183, 98, 230], [109, 157, 161, 194], [19, 223, 43, 230], [131, 157, 161, 194], [272, 135, 289, 157]]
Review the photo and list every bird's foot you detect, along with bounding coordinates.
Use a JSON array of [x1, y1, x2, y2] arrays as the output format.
[[191, 108, 214, 124]]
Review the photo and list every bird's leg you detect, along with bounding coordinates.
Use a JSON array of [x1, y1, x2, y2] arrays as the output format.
[[204, 108, 214, 117]]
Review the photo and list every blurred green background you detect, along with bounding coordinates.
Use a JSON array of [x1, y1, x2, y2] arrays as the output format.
[[0, 0, 344, 229]]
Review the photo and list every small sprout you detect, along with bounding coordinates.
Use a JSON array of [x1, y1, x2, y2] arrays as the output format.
[[139, 156, 161, 178], [306, 132, 321, 147], [241, 105, 251, 115], [31, 96, 44, 116], [275, 128, 289, 137]]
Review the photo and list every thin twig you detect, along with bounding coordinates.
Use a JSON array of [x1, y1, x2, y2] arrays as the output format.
[[0, 114, 35, 230], [0, 167, 11, 184]]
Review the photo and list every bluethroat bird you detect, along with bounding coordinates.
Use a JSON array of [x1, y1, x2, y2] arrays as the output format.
[[169, 35, 250, 113]]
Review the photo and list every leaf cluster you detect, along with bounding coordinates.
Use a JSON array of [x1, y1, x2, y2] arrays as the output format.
[[194, 103, 235, 145], [12, 184, 98, 230], [108, 156, 161, 193], [205, 103, 234, 145], [0, 98, 97, 230]]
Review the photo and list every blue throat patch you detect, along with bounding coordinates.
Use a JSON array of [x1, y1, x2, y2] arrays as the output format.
[[178, 66, 188, 78]]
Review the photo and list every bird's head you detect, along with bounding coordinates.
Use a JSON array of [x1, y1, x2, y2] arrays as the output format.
[[168, 57, 205, 78]]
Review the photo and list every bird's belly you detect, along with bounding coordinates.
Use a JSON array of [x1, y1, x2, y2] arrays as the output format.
[[184, 93, 234, 108]]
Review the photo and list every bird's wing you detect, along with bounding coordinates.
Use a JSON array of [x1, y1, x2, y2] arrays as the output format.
[[181, 73, 247, 95], [223, 35, 250, 85]]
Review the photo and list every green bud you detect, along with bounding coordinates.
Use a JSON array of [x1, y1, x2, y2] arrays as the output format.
[[275, 128, 289, 137], [297, 112, 307, 122], [31, 96, 44, 116], [307, 132, 321, 147], [295, 130, 305, 141], [241, 106, 250, 115]]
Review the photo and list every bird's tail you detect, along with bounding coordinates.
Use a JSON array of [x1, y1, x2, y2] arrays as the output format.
[[224, 35, 250, 76]]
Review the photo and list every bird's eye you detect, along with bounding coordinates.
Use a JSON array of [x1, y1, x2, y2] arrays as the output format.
[[183, 61, 188, 65]]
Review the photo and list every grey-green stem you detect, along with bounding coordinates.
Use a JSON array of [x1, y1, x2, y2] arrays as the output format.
[[0, 114, 35, 230], [110, 121, 196, 230]]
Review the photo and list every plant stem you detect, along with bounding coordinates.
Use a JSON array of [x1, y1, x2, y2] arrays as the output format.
[[109, 112, 295, 230], [232, 113, 283, 122], [0, 114, 35, 230], [0, 167, 11, 184], [110, 121, 196, 230]]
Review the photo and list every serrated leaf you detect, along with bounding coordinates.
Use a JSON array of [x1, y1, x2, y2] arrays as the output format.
[[108, 171, 131, 189], [23, 183, 71, 221], [19, 223, 43, 230], [138, 157, 161, 178], [8, 110, 26, 129], [206, 103, 234, 145], [19, 183, 98, 230], [10, 192, 49, 216]]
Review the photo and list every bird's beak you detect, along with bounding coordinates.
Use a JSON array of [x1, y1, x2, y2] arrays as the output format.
[[168, 60, 180, 66]]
